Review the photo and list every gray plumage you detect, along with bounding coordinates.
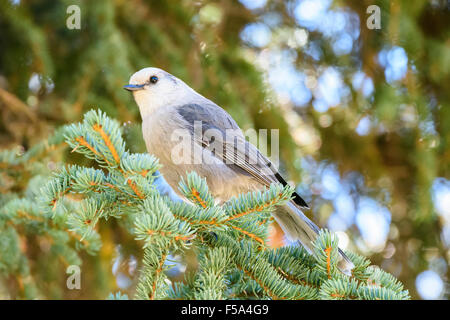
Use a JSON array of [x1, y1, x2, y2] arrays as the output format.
[[124, 67, 354, 274]]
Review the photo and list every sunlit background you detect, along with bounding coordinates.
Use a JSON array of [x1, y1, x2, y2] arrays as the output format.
[[236, 0, 449, 300], [0, 0, 449, 299]]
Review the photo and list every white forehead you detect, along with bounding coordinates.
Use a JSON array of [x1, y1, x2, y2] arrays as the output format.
[[128, 67, 168, 84]]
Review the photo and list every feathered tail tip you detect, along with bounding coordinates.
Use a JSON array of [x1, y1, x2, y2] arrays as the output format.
[[273, 203, 355, 275], [337, 248, 354, 276]]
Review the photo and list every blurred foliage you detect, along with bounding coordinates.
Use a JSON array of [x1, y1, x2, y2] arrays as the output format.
[[0, 0, 448, 299]]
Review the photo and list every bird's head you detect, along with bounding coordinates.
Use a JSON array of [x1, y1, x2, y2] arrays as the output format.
[[124, 67, 194, 118]]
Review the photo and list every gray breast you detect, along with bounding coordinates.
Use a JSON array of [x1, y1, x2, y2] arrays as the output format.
[[141, 105, 258, 201]]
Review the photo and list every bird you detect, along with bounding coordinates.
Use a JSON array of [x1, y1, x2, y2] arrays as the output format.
[[124, 67, 354, 274]]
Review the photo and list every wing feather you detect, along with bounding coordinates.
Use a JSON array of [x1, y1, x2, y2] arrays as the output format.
[[176, 103, 309, 209]]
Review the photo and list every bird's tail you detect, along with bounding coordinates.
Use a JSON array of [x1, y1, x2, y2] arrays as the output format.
[[272, 202, 354, 275]]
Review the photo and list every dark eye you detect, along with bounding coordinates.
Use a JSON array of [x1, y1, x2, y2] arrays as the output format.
[[149, 76, 158, 84]]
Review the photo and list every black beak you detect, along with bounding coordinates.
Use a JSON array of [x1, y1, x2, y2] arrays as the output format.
[[123, 84, 145, 91]]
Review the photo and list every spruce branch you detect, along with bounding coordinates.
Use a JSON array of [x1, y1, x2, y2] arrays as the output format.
[[134, 245, 171, 300], [192, 247, 233, 299], [0, 109, 410, 300], [179, 172, 215, 209], [312, 229, 340, 280]]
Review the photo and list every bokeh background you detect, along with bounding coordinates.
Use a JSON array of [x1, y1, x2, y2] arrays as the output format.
[[0, 0, 449, 299]]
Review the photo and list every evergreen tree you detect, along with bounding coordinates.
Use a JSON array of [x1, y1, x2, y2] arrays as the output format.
[[0, 0, 448, 299], [0, 110, 409, 300]]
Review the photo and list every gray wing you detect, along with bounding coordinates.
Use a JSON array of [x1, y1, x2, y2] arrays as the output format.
[[176, 103, 309, 209]]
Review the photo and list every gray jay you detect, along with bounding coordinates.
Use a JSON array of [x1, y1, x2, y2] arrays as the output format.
[[124, 67, 353, 273]]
